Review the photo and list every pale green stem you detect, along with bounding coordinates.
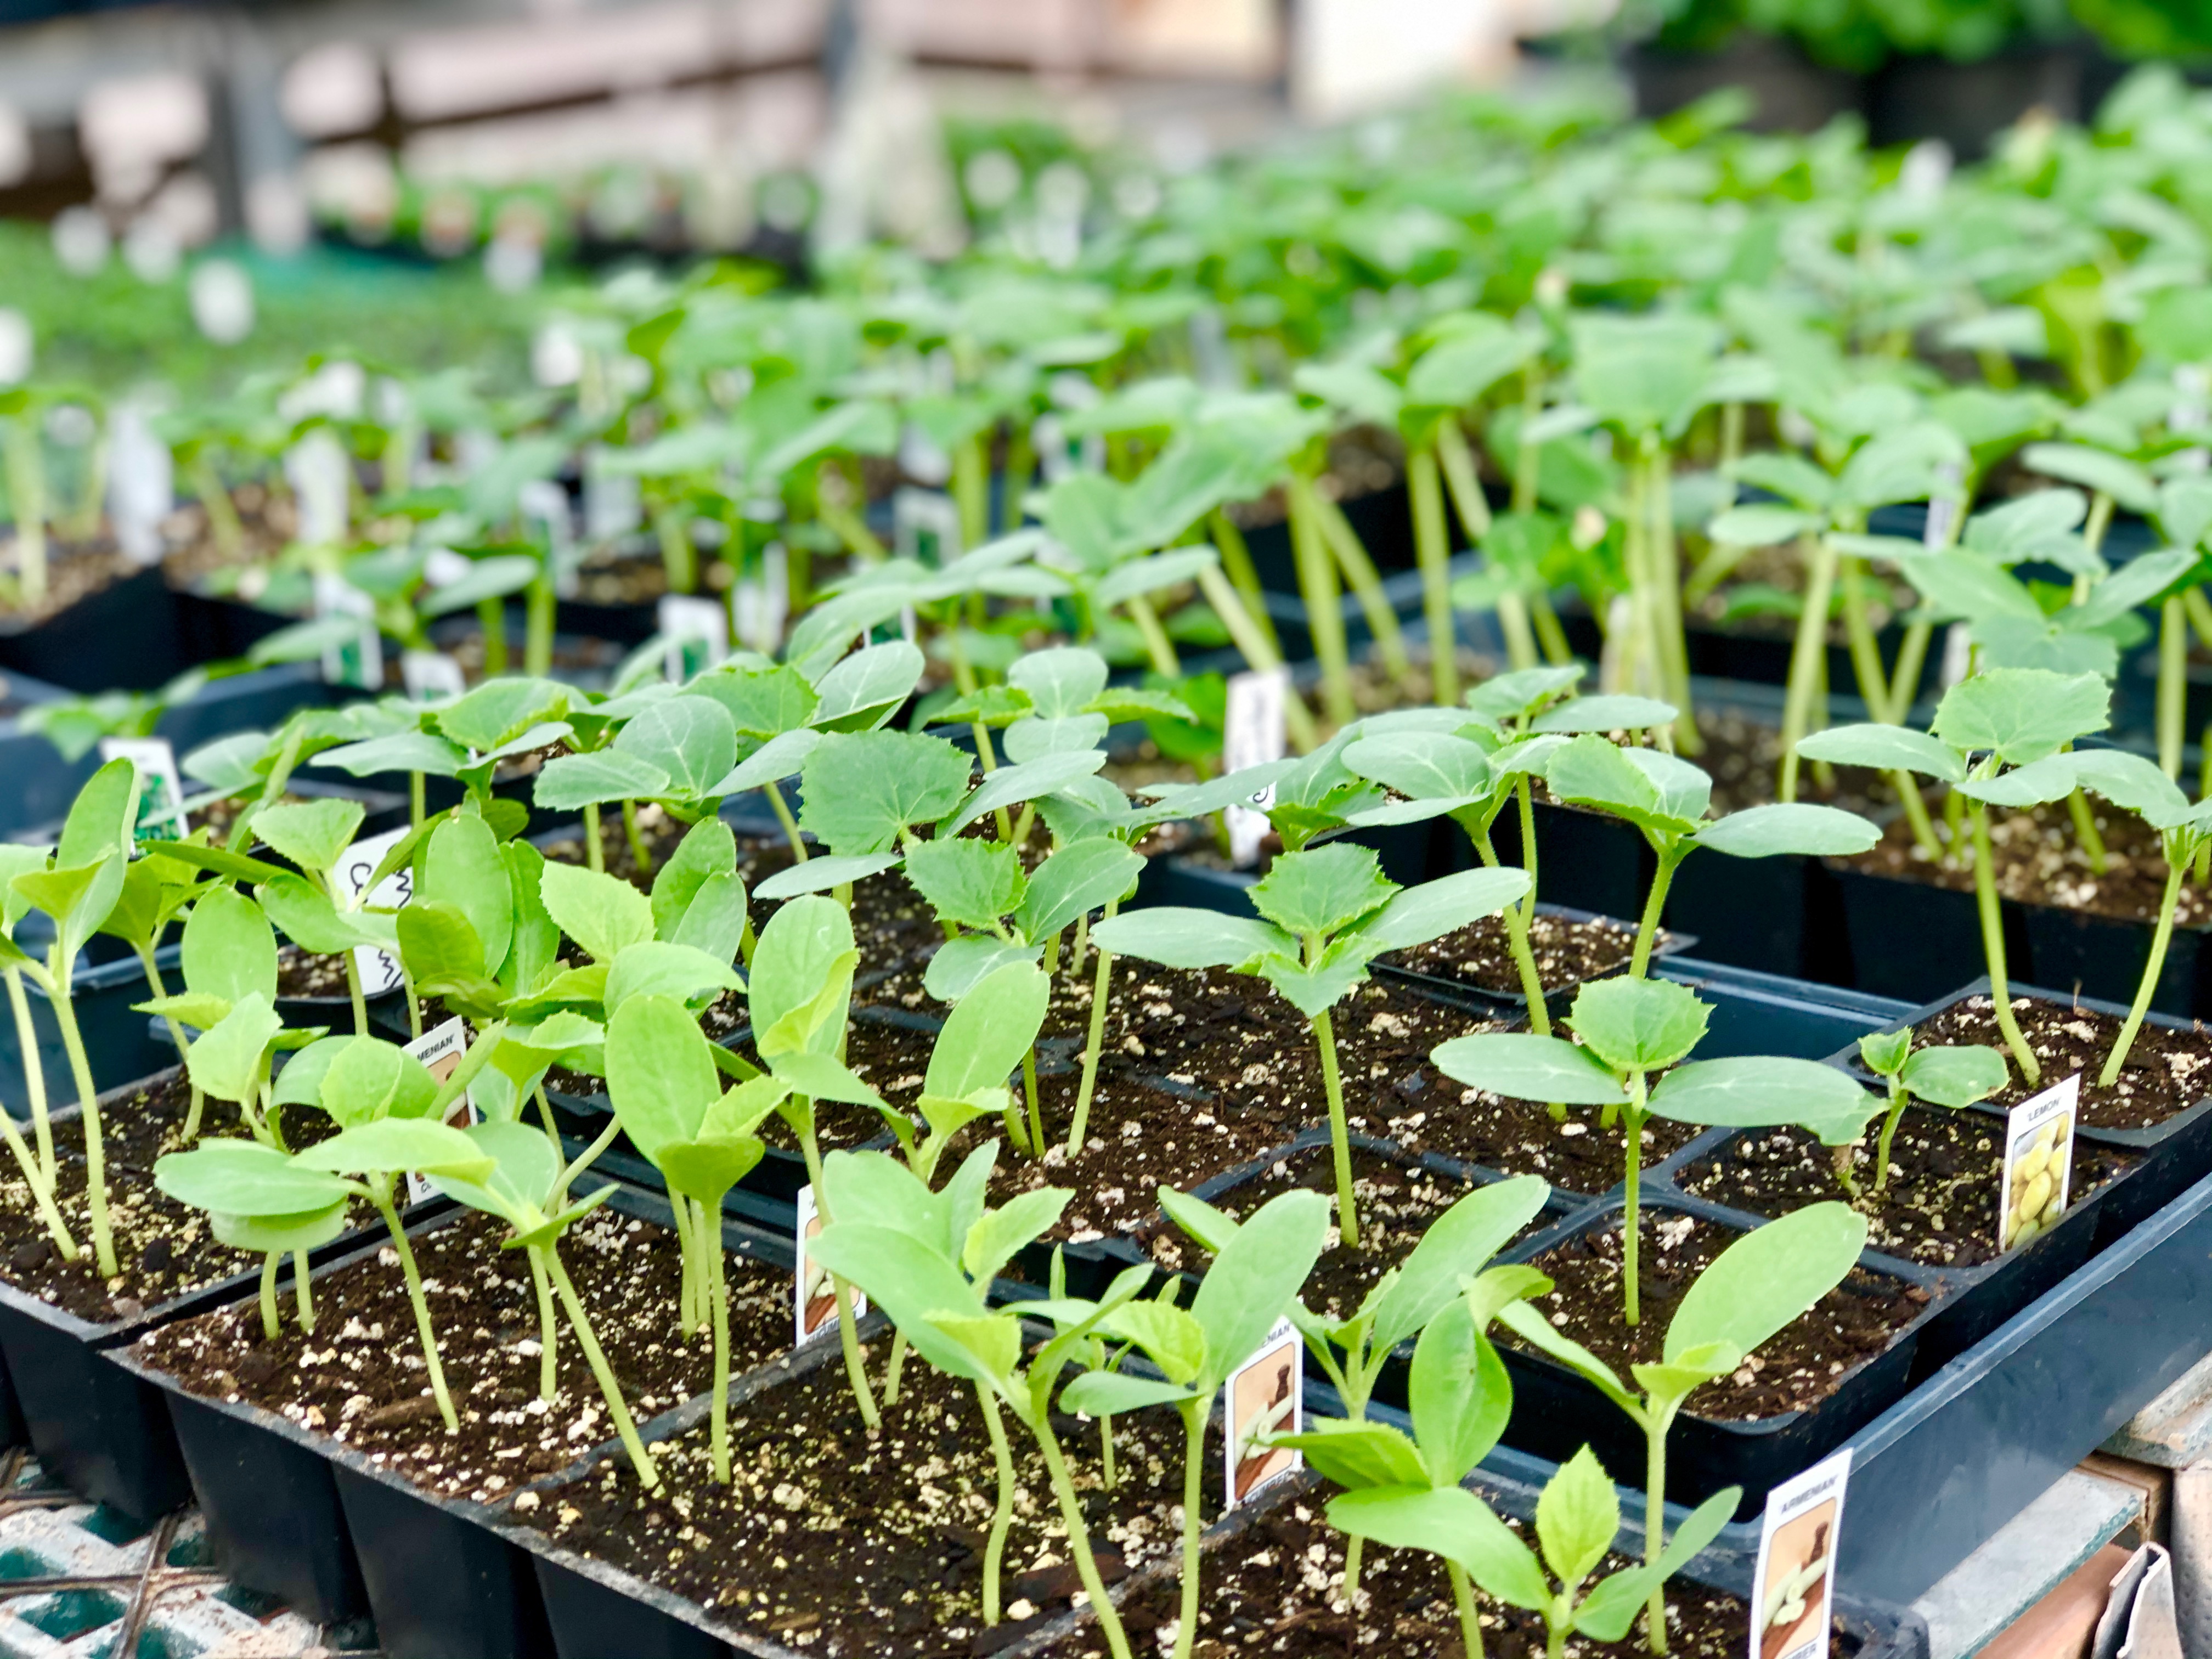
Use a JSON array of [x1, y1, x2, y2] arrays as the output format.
[[1031, 1413, 1135, 1659], [707, 1227, 731, 1485], [1630, 847, 1681, 978], [49, 980, 116, 1279], [2067, 788, 2109, 876], [294, 1250, 314, 1333], [2103, 853, 2186, 1087], [1970, 802, 2039, 1083], [1194, 564, 1316, 752], [1125, 592, 1182, 679], [621, 800, 654, 877], [0, 1084, 72, 1255], [584, 802, 604, 873], [342, 944, 368, 1038], [977, 1381, 1015, 1627], [260, 1252, 281, 1342], [546, 1246, 661, 1491], [1288, 477, 1353, 727], [1022, 1049, 1045, 1162], [1068, 905, 1118, 1153], [1624, 1071, 1647, 1329], [2162, 595, 2188, 780], [1311, 486, 1411, 682], [1645, 1408, 1671, 1655], [369, 1188, 456, 1431], [1173, 1396, 1206, 1659], [765, 781, 808, 863], [6, 970, 52, 1181], [797, 1110, 879, 1427], [1450, 1560, 1485, 1659], [1311, 1006, 1359, 1250], [527, 1245, 559, 1400], [1407, 443, 1464, 702], [1778, 534, 1839, 803]]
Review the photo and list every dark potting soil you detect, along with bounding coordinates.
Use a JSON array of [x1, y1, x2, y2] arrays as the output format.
[[515, 1339, 1232, 1659], [1031, 1493, 1838, 1659], [1138, 1143, 1548, 1321], [1512, 1210, 1926, 1421], [0, 539, 138, 626], [1908, 994, 2212, 1133], [1842, 801, 2212, 930], [1381, 910, 1651, 997], [275, 942, 352, 1000], [0, 1073, 359, 1324], [137, 1206, 791, 1505], [1675, 1108, 2139, 1269]]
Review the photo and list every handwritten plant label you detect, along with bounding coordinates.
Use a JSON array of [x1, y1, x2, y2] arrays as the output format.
[[98, 736, 187, 842], [1223, 1315, 1301, 1508], [795, 1184, 865, 1347], [336, 826, 414, 997], [1751, 1449, 1850, 1659], [1224, 667, 1289, 867], [2000, 1072, 2079, 1252], [403, 1018, 479, 1204]]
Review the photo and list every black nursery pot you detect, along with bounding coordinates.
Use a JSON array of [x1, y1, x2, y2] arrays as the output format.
[[1494, 1194, 1937, 1520], [120, 1184, 791, 1652], [0, 566, 188, 694], [1825, 860, 2015, 1006]]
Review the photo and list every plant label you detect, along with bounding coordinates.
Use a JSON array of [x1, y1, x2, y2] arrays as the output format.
[[584, 450, 642, 541], [734, 543, 791, 654], [1750, 1448, 1850, 1659], [659, 594, 729, 681], [1223, 1315, 1300, 1508], [337, 826, 414, 998], [2000, 1071, 2079, 1252], [107, 403, 172, 566], [312, 574, 382, 691], [98, 736, 187, 842], [894, 488, 963, 566], [286, 428, 351, 548], [403, 1018, 480, 1205], [1224, 667, 1289, 867], [794, 1185, 865, 1347], [400, 650, 467, 701], [1939, 622, 1972, 689], [1924, 460, 1963, 550], [2172, 366, 2209, 475], [518, 478, 579, 599]]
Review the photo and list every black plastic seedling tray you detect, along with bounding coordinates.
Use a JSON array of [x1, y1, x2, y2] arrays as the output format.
[[120, 1182, 795, 1650]]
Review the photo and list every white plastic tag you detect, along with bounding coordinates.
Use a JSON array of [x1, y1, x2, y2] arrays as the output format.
[[336, 826, 414, 997], [1224, 667, 1289, 867], [795, 1184, 865, 1346], [659, 594, 729, 681], [400, 650, 466, 701], [734, 544, 790, 655], [286, 429, 351, 548], [107, 404, 173, 566], [894, 488, 963, 565], [1223, 1315, 1300, 1508], [312, 574, 381, 691], [99, 736, 187, 842], [1750, 1448, 1850, 1659], [403, 1018, 480, 1205], [2000, 1072, 2079, 1252]]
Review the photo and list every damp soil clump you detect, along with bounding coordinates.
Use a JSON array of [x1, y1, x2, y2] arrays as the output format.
[[514, 1338, 1229, 1659], [1676, 1110, 2138, 1269], [1903, 993, 2212, 1133], [1031, 1490, 1848, 1659], [1509, 1210, 1926, 1420], [137, 1206, 791, 1504]]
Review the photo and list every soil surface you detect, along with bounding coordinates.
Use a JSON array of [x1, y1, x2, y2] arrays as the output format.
[[138, 1205, 792, 1505], [514, 1338, 1230, 1659], [1138, 1142, 1550, 1319], [1842, 800, 2212, 930], [275, 943, 354, 1001], [1904, 994, 2212, 1133], [1675, 1110, 2138, 1269], [0, 1074, 362, 1324], [1511, 1209, 1928, 1421], [1382, 910, 1654, 998], [1032, 1491, 1842, 1659]]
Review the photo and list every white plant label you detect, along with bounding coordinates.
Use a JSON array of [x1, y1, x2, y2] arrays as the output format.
[[108, 404, 173, 566], [1923, 460, 1964, 551], [313, 574, 382, 691], [99, 736, 187, 842], [422, 547, 473, 589], [734, 543, 791, 655], [659, 594, 729, 681], [894, 487, 963, 565], [584, 453, 642, 541], [337, 826, 414, 997], [1939, 622, 1973, 690], [517, 478, 579, 599], [1223, 1315, 1300, 1508], [403, 1018, 481, 1205], [1750, 1448, 1850, 1659], [286, 429, 351, 548], [2000, 1071, 2079, 1252], [1224, 667, 1289, 867], [2172, 365, 2209, 475], [795, 1185, 865, 1347], [400, 650, 467, 701]]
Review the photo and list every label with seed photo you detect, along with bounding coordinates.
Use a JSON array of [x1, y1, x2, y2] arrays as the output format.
[[2000, 1072, 2079, 1252], [659, 594, 729, 681], [1751, 1448, 1850, 1659], [1223, 1315, 1301, 1509], [403, 1018, 481, 1205], [795, 1185, 865, 1347], [98, 736, 187, 843], [1223, 667, 1289, 867], [400, 650, 467, 701], [336, 826, 414, 997]]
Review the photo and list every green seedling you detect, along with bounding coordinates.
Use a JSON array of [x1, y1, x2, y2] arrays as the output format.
[[1498, 1203, 1869, 1654], [316, 676, 576, 834], [809, 1163, 1158, 1654], [1432, 975, 1878, 1323], [1795, 666, 2113, 1081], [1543, 734, 1880, 977], [1094, 844, 1530, 1247], [1852, 1032, 2008, 1193], [1060, 1188, 1328, 1659], [148, 1138, 353, 1341], [430, 1119, 659, 1488], [0, 847, 76, 1256]]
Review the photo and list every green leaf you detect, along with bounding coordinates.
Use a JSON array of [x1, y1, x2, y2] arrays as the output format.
[[154, 1139, 352, 1217], [922, 935, 1043, 1002], [292, 1117, 494, 1182], [904, 837, 1026, 932], [748, 896, 858, 1058], [60, 758, 138, 868], [1372, 1175, 1552, 1355], [1664, 1202, 1868, 1370], [810, 640, 927, 732], [1430, 1033, 1626, 1105], [1544, 735, 1692, 837], [210, 1202, 352, 1256], [1648, 1057, 1880, 1143], [1270, 1419, 1429, 1491], [939, 752, 1109, 838], [319, 1035, 440, 1128], [1406, 320, 1537, 408], [1567, 977, 1709, 1074], [1353, 866, 1531, 955], [604, 941, 744, 1014], [419, 814, 514, 978], [252, 798, 366, 877], [616, 698, 738, 803], [1573, 1489, 1740, 1641], [692, 663, 820, 738], [1328, 1487, 1549, 1608], [2023, 443, 2159, 514], [1536, 1445, 1619, 1588], [1793, 724, 1965, 782], [317, 731, 470, 780], [1951, 753, 2082, 808], [182, 885, 278, 1007], [650, 819, 737, 942], [926, 961, 1048, 1103], [1342, 732, 1496, 805], [1707, 505, 1820, 546], [1408, 1301, 1513, 1488], [753, 853, 902, 901], [258, 873, 380, 956], [1191, 1188, 1329, 1392], [396, 901, 487, 996], [1090, 908, 1290, 970], [799, 730, 973, 855], [1530, 696, 1679, 735], [533, 751, 672, 812], [1058, 1368, 1197, 1418], [1900, 1044, 2010, 1108], [804, 1223, 1004, 1386], [1894, 551, 2044, 624], [538, 861, 655, 965], [1249, 844, 1397, 939], [1931, 668, 2110, 765], [963, 1187, 1070, 1286], [436, 678, 569, 753], [1693, 803, 1879, 859], [1857, 1029, 1911, 1079], [15, 856, 126, 962], [604, 993, 721, 1161], [1572, 313, 1717, 436], [186, 992, 283, 1105], [1015, 839, 1142, 943], [1495, 1299, 1639, 1417]]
